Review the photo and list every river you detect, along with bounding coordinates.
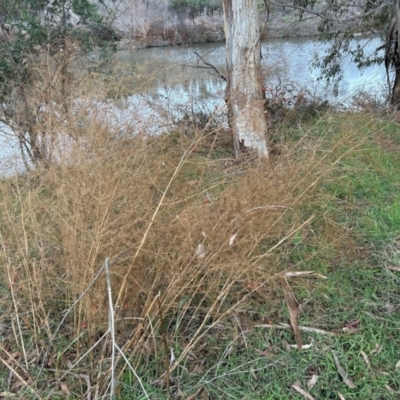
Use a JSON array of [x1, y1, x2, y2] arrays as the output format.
[[109, 35, 386, 134], [0, 35, 387, 175]]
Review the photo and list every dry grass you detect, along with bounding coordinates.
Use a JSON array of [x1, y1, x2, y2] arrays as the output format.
[[0, 56, 370, 397]]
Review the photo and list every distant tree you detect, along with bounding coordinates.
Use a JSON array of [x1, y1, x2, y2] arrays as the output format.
[[222, 0, 269, 158], [169, 0, 221, 17], [0, 0, 115, 167], [265, 0, 400, 106]]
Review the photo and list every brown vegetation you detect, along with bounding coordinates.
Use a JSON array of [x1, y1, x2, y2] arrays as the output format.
[[0, 44, 372, 396], [0, 90, 358, 396]]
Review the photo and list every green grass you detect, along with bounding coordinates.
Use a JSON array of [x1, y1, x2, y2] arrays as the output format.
[[119, 266, 400, 399], [2, 112, 400, 399], [118, 113, 400, 399]]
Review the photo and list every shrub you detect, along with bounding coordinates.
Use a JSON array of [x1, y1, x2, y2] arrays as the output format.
[[169, 0, 221, 17]]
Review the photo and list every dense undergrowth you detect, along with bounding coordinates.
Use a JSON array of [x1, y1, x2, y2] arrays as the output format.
[[0, 107, 400, 399]]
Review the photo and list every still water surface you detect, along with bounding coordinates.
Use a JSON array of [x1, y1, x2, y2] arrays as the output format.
[[0, 36, 387, 174]]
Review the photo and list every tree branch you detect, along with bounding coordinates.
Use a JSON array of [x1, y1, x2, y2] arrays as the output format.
[[191, 50, 227, 81], [265, 0, 388, 23]]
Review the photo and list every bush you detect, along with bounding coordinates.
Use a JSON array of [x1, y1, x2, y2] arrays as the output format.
[[169, 0, 221, 17]]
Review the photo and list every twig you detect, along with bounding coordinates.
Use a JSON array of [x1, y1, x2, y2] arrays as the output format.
[[115, 343, 150, 400], [0, 357, 43, 400], [115, 148, 194, 306], [265, 0, 386, 23], [251, 215, 315, 262], [255, 323, 337, 336], [7, 268, 29, 371], [157, 294, 171, 399], [0, 343, 30, 378], [192, 51, 227, 81], [49, 260, 108, 351], [47, 371, 92, 400], [230, 205, 293, 225], [45, 332, 109, 400], [41, 262, 109, 394], [282, 271, 328, 279], [105, 258, 116, 398], [7, 369, 12, 392], [74, 374, 91, 400]]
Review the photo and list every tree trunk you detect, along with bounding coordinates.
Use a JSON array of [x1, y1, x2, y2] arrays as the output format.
[[222, 0, 269, 158], [392, 0, 400, 107]]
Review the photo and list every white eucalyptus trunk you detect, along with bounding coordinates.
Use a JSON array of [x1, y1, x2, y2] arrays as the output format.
[[222, 0, 268, 158]]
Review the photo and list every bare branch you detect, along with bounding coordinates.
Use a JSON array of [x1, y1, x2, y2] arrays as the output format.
[[265, 0, 388, 23], [192, 50, 227, 81]]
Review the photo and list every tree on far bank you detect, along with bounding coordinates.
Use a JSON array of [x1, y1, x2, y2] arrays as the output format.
[[265, 0, 400, 107], [222, 0, 269, 158], [0, 0, 115, 167]]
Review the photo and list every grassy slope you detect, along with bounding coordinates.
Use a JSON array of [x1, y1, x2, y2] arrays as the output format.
[[1, 112, 400, 399], [120, 114, 400, 399]]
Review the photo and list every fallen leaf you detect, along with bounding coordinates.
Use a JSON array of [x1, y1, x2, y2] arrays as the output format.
[[170, 347, 175, 364], [370, 344, 383, 355], [191, 362, 206, 375], [255, 323, 336, 336], [200, 387, 209, 400], [387, 265, 400, 272], [10, 382, 24, 391], [376, 369, 390, 376], [283, 286, 303, 349], [284, 271, 327, 279], [282, 339, 291, 352], [185, 387, 205, 400], [284, 271, 314, 277], [195, 244, 206, 260], [385, 384, 396, 393], [259, 345, 274, 357], [229, 233, 238, 246], [360, 351, 370, 368], [307, 374, 318, 390], [344, 320, 359, 329], [331, 350, 356, 389], [290, 340, 313, 350], [0, 392, 15, 398], [337, 392, 346, 400], [247, 281, 260, 289], [60, 383, 71, 395], [395, 360, 400, 370], [291, 382, 315, 400], [250, 369, 258, 381]]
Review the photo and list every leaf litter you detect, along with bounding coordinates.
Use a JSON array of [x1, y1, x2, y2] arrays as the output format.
[[306, 374, 318, 389], [283, 285, 303, 350], [291, 380, 315, 400], [331, 350, 356, 389]]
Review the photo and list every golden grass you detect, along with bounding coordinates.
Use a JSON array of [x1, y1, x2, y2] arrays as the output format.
[[0, 118, 338, 322], [0, 57, 376, 396]]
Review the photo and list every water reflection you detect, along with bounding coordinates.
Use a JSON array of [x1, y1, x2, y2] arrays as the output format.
[[0, 36, 388, 173], [115, 36, 387, 130], [121, 36, 386, 103]]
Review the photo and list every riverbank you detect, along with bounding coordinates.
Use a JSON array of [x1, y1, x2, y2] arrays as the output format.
[[117, 12, 334, 49], [1, 109, 400, 397]]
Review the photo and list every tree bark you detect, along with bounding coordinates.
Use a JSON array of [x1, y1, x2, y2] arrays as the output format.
[[222, 0, 269, 158], [392, 0, 400, 107]]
